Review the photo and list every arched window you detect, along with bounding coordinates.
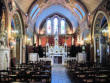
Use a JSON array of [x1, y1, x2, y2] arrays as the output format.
[[47, 19, 52, 34], [11, 19, 15, 30], [53, 18, 58, 34], [61, 19, 65, 34], [45, 16, 69, 35]]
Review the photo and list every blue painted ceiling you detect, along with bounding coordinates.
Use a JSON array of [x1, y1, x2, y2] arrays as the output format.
[[34, 5, 79, 31]]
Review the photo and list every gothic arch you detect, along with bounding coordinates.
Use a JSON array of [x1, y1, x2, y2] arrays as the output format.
[[10, 11, 24, 64], [92, 10, 109, 63], [11, 11, 24, 36]]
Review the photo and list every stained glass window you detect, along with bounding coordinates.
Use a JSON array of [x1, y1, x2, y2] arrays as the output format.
[[46, 16, 68, 35], [61, 19, 65, 34], [53, 18, 58, 34], [11, 19, 15, 30], [47, 19, 52, 34]]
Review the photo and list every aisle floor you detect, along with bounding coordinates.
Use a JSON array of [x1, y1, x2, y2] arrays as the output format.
[[51, 64, 72, 83]]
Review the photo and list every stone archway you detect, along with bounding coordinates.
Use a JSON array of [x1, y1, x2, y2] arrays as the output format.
[[93, 11, 110, 64], [10, 11, 23, 66]]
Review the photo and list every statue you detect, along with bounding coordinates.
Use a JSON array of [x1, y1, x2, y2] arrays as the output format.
[[0, 31, 7, 48], [0, 10, 7, 48]]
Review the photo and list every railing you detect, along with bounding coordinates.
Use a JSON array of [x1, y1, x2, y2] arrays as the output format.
[[39, 57, 51, 61], [64, 57, 77, 61]]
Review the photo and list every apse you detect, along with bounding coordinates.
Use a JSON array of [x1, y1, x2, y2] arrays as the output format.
[[38, 14, 72, 35], [34, 5, 79, 33]]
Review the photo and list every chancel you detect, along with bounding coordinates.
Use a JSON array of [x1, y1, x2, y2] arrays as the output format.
[[46, 27, 67, 65], [0, 0, 110, 83]]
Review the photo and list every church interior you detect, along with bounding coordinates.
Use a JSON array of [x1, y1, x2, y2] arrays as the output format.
[[0, 0, 110, 83]]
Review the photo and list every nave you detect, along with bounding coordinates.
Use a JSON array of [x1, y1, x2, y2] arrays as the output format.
[[0, 0, 110, 83], [67, 60, 110, 83], [1, 61, 110, 83], [0, 61, 51, 83], [52, 64, 72, 83]]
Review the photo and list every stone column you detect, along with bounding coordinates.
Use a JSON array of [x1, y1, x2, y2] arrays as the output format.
[[22, 35, 26, 63], [108, 16, 110, 40], [72, 37, 74, 45]]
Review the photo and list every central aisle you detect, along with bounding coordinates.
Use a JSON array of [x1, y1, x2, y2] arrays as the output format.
[[51, 64, 72, 83]]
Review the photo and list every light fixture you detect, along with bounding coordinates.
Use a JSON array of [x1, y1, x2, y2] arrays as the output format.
[[11, 30, 19, 33], [27, 38, 31, 41], [102, 29, 109, 33]]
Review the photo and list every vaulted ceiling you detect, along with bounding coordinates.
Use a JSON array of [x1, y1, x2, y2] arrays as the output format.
[[14, 0, 103, 38], [15, 0, 34, 13], [15, 0, 103, 14], [79, 0, 103, 13], [14, 0, 103, 31]]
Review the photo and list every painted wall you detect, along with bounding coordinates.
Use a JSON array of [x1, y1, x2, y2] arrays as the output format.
[[41, 36, 47, 47]]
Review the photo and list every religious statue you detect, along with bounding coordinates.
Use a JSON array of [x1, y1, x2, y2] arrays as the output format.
[[0, 10, 7, 48], [0, 31, 8, 48]]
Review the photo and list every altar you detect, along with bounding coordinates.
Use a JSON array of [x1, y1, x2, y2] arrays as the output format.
[[47, 50, 67, 65], [46, 34, 67, 65], [47, 46, 67, 65]]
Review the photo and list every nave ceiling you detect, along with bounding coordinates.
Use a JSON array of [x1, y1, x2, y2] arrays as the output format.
[[1, 0, 104, 39], [15, 0, 103, 14]]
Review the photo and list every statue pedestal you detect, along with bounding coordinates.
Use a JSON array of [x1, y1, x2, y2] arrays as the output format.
[[0, 48, 10, 70]]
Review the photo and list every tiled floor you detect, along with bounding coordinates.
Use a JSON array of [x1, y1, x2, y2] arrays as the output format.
[[51, 64, 72, 83]]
